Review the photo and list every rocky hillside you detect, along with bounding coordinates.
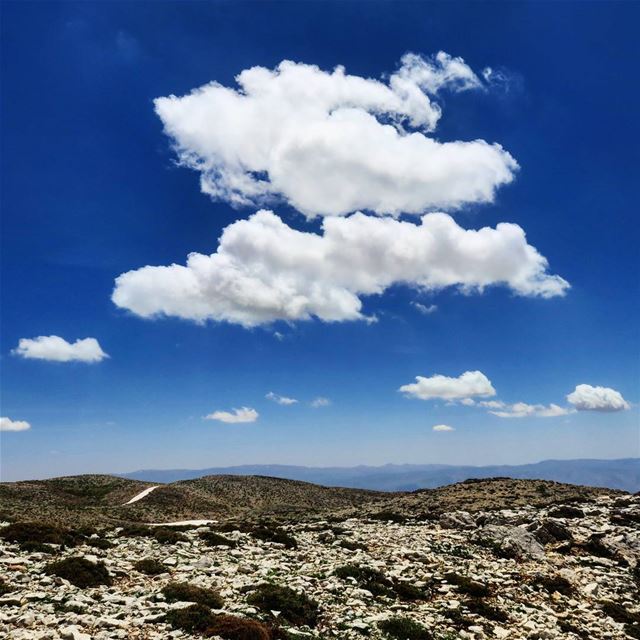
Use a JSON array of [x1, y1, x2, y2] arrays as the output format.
[[0, 474, 620, 529], [0, 474, 387, 527], [0, 475, 153, 526], [0, 476, 639, 639]]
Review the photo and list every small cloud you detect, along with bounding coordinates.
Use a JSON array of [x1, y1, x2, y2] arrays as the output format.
[[12, 335, 108, 363], [489, 402, 571, 419], [481, 66, 524, 95], [460, 398, 476, 406], [400, 370, 496, 401], [310, 397, 331, 408], [204, 407, 258, 423], [433, 424, 455, 432], [273, 331, 285, 341], [0, 417, 31, 432], [478, 400, 506, 409], [266, 391, 298, 405], [412, 302, 438, 315], [567, 384, 630, 412]]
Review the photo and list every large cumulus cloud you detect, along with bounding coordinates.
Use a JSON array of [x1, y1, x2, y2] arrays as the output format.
[[112, 210, 569, 327], [567, 384, 630, 412], [154, 53, 518, 217]]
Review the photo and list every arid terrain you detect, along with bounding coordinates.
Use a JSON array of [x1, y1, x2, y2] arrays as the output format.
[[1, 475, 639, 640]]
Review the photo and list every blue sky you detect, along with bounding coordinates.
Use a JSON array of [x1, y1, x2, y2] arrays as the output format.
[[1, 1, 638, 481]]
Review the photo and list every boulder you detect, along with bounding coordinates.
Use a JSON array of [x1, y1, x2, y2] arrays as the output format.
[[473, 525, 545, 560]]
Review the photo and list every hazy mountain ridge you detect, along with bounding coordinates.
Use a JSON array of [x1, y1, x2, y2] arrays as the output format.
[[122, 458, 640, 492]]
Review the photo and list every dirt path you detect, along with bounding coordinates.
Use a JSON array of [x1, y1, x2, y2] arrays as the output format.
[[122, 485, 159, 505]]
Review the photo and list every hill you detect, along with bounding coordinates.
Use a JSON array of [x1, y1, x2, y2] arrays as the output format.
[[0, 472, 622, 528], [0, 473, 387, 527]]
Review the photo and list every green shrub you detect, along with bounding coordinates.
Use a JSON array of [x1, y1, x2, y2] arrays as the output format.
[[207, 614, 271, 640], [378, 616, 432, 640], [0, 577, 12, 595], [165, 603, 217, 634], [465, 597, 509, 623], [19, 541, 57, 554], [246, 583, 319, 627], [1, 522, 77, 546], [601, 600, 640, 625], [601, 601, 640, 639], [44, 557, 112, 588], [200, 531, 237, 547], [633, 564, 640, 588], [558, 619, 589, 639], [212, 522, 241, 533], [119, 524, 187, 544], [392, 579, 429, 601], [339, 539, 368, 552], [441, 607, 474, 629], [134, 558, 166, 575], [531, 574, 573, 596], [86, 537, 114, 550], [153, 528, 188, 545], [334, 564, 393, 597], [118, 524, 154, 538], [251, 526, 297, 549], [369, 511, 407, 523], [162, 582, 224, 608], [443, 572, 491, 598]]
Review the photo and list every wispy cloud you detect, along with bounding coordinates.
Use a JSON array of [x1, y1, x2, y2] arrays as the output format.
[[432, 424, 455, 432], [204, 407, 258, 423], [487, 402, 571, 419], [412, 302, 438, 315], [266, 392, 298, 405], [310, 397, 331, 408]]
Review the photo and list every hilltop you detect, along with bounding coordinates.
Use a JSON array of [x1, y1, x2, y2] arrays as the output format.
[[0, 473, 621, 528], [0, 474, 387, 527]]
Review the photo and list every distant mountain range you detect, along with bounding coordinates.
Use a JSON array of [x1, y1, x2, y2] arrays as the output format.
[[122, 458, 640, 493]]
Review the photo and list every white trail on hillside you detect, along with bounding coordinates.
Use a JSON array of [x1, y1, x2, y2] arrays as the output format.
[[123, 485, 159, 505], [148, 519, 217, 527]]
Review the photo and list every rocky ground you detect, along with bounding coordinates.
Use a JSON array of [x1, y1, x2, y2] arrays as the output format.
[[1, 482, 639, 640]]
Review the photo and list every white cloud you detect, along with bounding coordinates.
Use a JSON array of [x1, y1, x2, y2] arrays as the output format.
[[432, 424, 455, 432], [489, 402, 571, 419], [0, 417, 31, 432], [112, 210, 569, 327], [204, 407, 258, 423], [266, 392, 298, 405], [567, 384, 630, 412], [412, 302, 438, 315], [12, 336, 108, 363], [154, 53, 517, 217], [400, 370, 496, 401], [478, 400, 505, 409], [460, 398, 476, 406], [310, 397, 331, 408]]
